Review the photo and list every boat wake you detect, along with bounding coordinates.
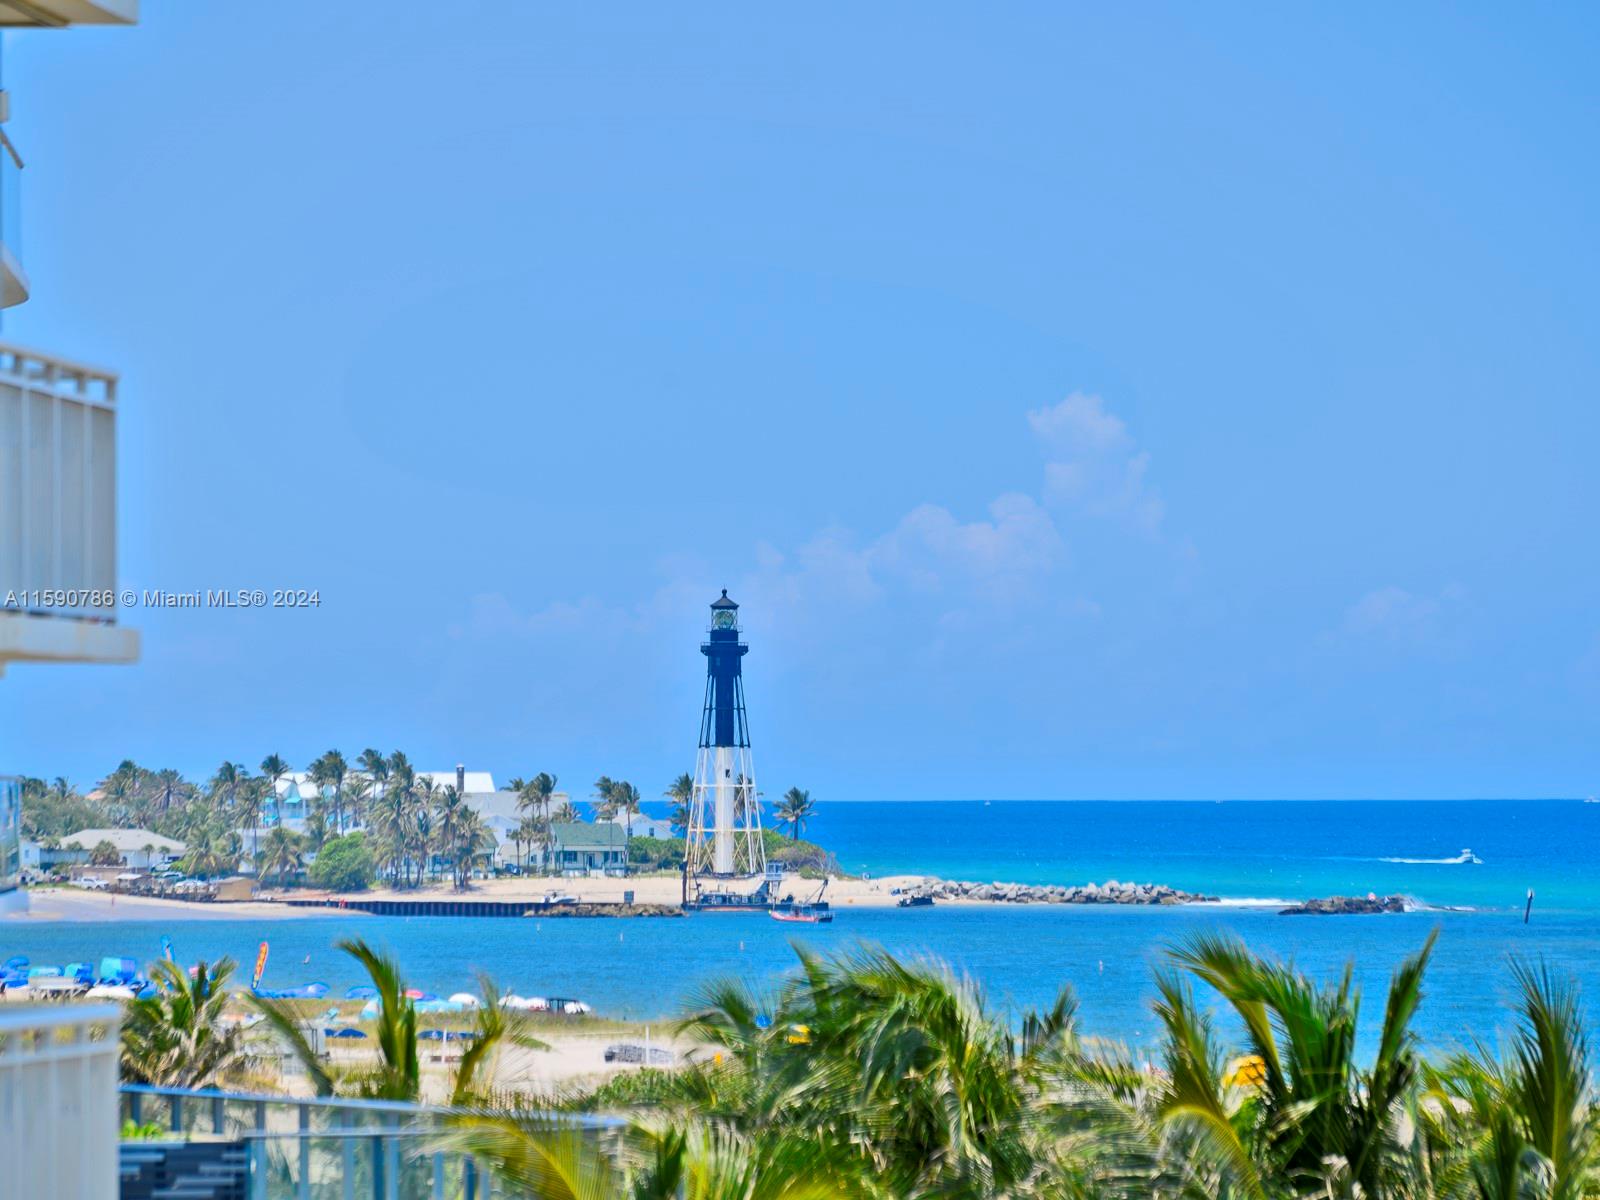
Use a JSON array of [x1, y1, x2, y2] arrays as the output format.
[[1377, 848, 1483, 865]]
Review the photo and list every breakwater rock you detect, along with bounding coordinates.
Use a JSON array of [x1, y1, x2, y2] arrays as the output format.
[[918, 879, 1218, 905], [1279, 894, 1408, 916]]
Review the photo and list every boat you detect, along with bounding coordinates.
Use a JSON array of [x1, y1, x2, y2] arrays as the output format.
[[769, 906, 833, 924], [897, 894, 935, 908]]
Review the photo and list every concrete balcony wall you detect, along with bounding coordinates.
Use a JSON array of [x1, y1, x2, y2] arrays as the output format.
[[0, 1004, 121, 1199]]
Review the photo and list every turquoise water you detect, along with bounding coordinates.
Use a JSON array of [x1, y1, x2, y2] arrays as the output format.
[[5, 801, 1597, 1052]]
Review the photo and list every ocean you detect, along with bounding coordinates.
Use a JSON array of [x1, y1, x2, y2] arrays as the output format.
[[6, 800, 1597, 1054]]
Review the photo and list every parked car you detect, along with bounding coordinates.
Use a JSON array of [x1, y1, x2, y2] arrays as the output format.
[[74, 877, 109, 891]]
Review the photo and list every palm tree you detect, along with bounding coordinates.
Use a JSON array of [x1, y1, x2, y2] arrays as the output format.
[[252, 938, 419, 1100], [592, 776, 618, 821], [258, 824, 305, 887], [775, 787, 815, 841], [121, 959, 246, 1089], [665, 772, 694, 833], [434, 784, 469, 890], [178, 822, 238, 878], [259, 753, 290, 826], [1423, 959, 1597, 1200], [250, 940, 541, 1104], [550, 799, 580, 823], [358, 747, 389, 822], [611, 781, 642, 839], [234, 773, 265, 864], [306, 749, 349, 834], [1154, 929, 1438, 1199], [208, 761, 246, 810]]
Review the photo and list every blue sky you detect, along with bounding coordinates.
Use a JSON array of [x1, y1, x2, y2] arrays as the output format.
[[4, 4, 1598, 799]]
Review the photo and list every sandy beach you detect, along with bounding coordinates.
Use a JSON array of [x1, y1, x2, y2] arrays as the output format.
[[4, 872, 1282, 922]]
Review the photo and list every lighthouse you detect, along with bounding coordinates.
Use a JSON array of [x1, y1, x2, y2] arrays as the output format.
[[684, 590, 767, 898]]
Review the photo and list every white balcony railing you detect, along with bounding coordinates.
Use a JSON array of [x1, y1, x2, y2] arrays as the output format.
[[0, 342, 118, 620], [0, 1003, 121, 1199]]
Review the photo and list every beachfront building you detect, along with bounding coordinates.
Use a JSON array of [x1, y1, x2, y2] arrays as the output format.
[[254, 766, 499, 835], [56, 827, 182, 870], [0, 1, 140, 927], [550, 820, 628, 876], [600, 812, 676, 840]]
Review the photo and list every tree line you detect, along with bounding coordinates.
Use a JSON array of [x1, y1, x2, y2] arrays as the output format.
[[18, 757, 821, 889]]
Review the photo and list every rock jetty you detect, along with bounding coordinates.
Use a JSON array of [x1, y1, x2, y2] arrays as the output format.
[[1279, 894, 1408, 916], [916, 879, 1217, 906]]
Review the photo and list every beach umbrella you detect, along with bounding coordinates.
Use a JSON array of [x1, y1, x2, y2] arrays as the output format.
[[418, 993, 438, 1002], [419, 1028, 445, 1040], [303, 983, 330, 999], [3, 956, 26, 970], [328, 1028, 367, 1039], [446, 993, 479, 1008], [28, 966, 63, 978], [345, 986, 377, 1000], [403, 988, 425, 1000]]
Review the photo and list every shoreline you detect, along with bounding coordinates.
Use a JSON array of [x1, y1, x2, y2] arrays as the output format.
[[6, 874, 1321, 923]]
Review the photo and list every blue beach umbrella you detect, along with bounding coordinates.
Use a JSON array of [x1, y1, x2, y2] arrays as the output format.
[[345, 986, 377, 1000]]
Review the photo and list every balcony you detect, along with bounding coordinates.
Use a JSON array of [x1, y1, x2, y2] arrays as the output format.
[[0, 342, 139, 668], [0, 1004, 122, 1199], [120, 1085, 619, 1199]]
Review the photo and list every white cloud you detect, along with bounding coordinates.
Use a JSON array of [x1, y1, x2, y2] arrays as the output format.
[[872, 493, 1064, 596], [1029, 393, 1164, 533], [1335, 584, 1467, 656], [454, 394, 1167, 646]]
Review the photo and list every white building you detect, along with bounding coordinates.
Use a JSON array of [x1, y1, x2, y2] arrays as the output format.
[[59, 827, 182, 870], [0, 0, 139, 925]]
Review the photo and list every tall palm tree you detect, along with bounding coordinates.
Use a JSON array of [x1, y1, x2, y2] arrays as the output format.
[[358, 748, 390, 821], [306, 749, 349, 834], [775, 787, 815, 841], [234, 773, 265, 864], [434, 784, 469, 890], [341, 774, 371, 834], [593, 776, 618, 821], [665, 772, 694, 833], [259, 824, 305, 886], [121, 958, 246, 1089], [259, 753, 290, 826], [209, 761, 246, 810], [611, 781, 642, 839]]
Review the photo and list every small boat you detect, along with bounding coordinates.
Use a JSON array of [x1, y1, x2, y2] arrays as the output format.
[[770, 907, 833, 924], [897, 894, 935, 908]]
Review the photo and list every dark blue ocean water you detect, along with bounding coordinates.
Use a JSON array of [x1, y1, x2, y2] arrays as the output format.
[[5, 801, 1597, 1053]]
